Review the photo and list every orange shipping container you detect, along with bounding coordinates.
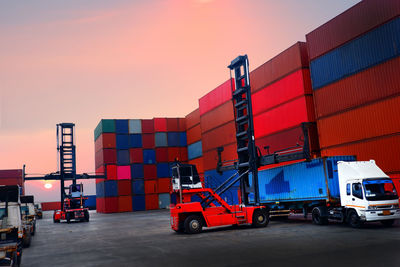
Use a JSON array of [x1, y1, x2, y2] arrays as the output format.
[[185, 109, 200, 130], [203, 143, 237, 172], [201, 121, 236, 152], [321, 134, 400, 175], [318, 96, 400, 149], [186, 124, 202, 145], [200, 101, 234, 134], [188, 157, 204, 174]]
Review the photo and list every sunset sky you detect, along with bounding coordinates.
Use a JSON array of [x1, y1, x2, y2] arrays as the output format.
[[0, 0, 360, 201]]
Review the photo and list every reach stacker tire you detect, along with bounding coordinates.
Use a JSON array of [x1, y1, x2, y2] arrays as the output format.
[[184, 215, 203, 234], [252, 209, 269, 228], [84, 210, 90, 222]]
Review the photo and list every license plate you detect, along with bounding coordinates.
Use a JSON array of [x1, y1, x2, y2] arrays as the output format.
[[382, 210, 391, 216]]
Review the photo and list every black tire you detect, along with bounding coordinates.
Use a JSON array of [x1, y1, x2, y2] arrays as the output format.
[[17, 252, 22, 267], [11, 252, 18, 267], [84, 210, 90, 222], [252, 209, 269, 228], [347, 210, 363, 228], [381, 219, 395, 227], [184, 215, 203, 234], [31, 223, 36, 236], [66, 213, 71, 224], [23, 231, 31, 248], [312, 207, 328, 225]]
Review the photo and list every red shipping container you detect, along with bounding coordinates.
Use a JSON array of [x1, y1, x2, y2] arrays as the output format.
[[254, 96, 315, 138], [321, 134, 400, 175], [95, 133, 116, 152], [250, 42, 309, 93], [145, 194, 159, 210], [155, 147, 168, 162], [252, 69, 312, 116], [144, 180, 158, 194], [118, 196, 132, 212], [158, 178, 172, 193], [188, 157, 204, 174], [314, 56, 400, 119], [96, 198, 104, 213], [142, 134, 155, 148], [103, 197, 118, 213], [179, 147, 188, 162], [168, 147, 180, 162], [186, 124, 202, 145], [317, 96, 400, 149], [129, 148, 143, 163], [199, 79, 233, 115], [95, 166, 105, 183], [0, 169, 22, 178], [105, 165, 117, 180], [166, 118, 179, 132], [201, 121, 237, 152], [185, 108, 200, 130], [118, 180, 132, 196], [141, 119, 154, 133], [154, 118, 167, 132], [143, 165, 157, 179], [200, 101, 235, 133], [203, 143, 237, 171], [95, 149, 117, 169], [306, 0, 400, 60], [178, 118, 186, 132], [41, 202, 61, 211]]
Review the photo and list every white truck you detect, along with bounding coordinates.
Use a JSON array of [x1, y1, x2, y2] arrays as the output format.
[[254, 157, 400, 227], [0, 185, 23, 267]]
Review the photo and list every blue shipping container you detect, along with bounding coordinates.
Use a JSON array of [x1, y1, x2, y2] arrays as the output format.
[[143, 149, 156, 164], [129, 119, 142, 134], [115, 119, 129, 134], [188, 141, 202, 160], [157, 163, 170, 178], [204, 169, 239, 205], [155, 133, 168, 147], [311, 17, 400, 90], [132, 195, 146, 211], [129, 134, 142, 148], [179, 132, 187, 147], [104, 180, 118, 197], [131, 164, 144, 179], [84, 195, 96, 210], [96, 182, 105, 198], [116, 134, 130, 149], [117, 149, 130, 165], [167, 132, 180, 147], [132, 179, 145, 195], [250, 156, 355, 204], [158, 193, 170, 209]]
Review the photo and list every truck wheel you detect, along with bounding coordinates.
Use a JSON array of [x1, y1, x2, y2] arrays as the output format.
[[381, 219, 395, 227], [184, 215, 203, 234], [11, 252, 18, 267], [23, 231, 31, 248], [84, 210, 90, 222], [252, 209, 269, 228], [312, 207, 328, 225], [347, 210, 363, 228], [17, 252, 22, 267], [31, 224, 36, 236]]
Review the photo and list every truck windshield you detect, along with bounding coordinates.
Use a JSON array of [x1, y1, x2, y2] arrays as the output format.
[[363, 179, 398, 201], [0, 208, 6, 219]]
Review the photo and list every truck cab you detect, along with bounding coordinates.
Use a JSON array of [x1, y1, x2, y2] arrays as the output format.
[[0, 186, 23, 266], [338, 160, 400, 227], [20, 196, 36, 239]]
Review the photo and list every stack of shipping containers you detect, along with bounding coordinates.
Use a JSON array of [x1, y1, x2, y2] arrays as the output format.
[[94, 118, 187, 213], [306, 0, 400, 189], [186, 109, 204, 180], [0, 169, 24, 195]]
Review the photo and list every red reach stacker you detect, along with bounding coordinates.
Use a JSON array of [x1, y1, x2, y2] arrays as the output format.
[[53, 183, 89, 223], [170, 55, 314, 234]]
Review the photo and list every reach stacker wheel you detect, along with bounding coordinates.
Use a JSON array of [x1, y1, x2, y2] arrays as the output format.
[[184, 215, 203, 234], [84, 210, 90, 222], [252, 209, 269, 228]]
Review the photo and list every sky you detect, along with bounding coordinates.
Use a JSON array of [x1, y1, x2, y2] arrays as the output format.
[[0, 0, 360, 201]]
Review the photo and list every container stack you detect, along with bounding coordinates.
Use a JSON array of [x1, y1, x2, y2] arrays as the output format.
[[250, 42, 320, 158], [94, 118, 187, 213], [306, 0, 400, 177], [185, 109, 204, 179], [0, 169, 25, 195]]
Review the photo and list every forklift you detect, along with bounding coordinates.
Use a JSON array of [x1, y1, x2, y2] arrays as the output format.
[[170, 55, 314, 234], [24, 123, 105, 223]]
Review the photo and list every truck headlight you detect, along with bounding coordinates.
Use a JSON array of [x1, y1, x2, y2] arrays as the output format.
[[0, 251, 6, 259]]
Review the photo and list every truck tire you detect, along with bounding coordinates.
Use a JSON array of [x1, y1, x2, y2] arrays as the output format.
[[381, 219, 395, 227], [23, 231, 31, 248], [312, 207, 328, 225], [11, 252, 18, 267], [84, 210, 90, 222], [347, 210, 363, 228], [184, 215, 203, 234], [252, 209, 269, 228], [31, 223, 36, 236], [17, 252, 22, 267]]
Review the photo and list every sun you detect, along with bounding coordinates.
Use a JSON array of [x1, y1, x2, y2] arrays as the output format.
[[44, 183, 53, 189]]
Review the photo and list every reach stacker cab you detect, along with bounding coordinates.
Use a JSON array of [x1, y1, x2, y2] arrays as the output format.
[[53, 183, 89, 223], [170, 163, 269, 234]]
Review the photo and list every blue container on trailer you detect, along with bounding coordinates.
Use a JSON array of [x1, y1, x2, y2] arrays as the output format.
[[157, 163, 170, 178], [143, 149, 156, 164], [155, 133, 167, 147], [167, 132, 180, 147], [96, 182, 105, 198], [204, 169, 240, 205], [158, 193, 170, 209], [104, 180, 118, 197], [117, 149, 130, 165], [131, 164, 144, 179], [132, 195, 146, 211], [129, 134, 142, 148], [179, 132, 187, 147], [115, 119, 129, 134], [84, 195, 96, 210], [116, 134, 130, 149], [132, 179, 145, 195], [249, 156, 356, 204], [188, 141, 202, 160], [311, 18, 400, 90]]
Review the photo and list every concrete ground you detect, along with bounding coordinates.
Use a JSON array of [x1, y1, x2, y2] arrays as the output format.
[[22, 210, 400, 267]]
